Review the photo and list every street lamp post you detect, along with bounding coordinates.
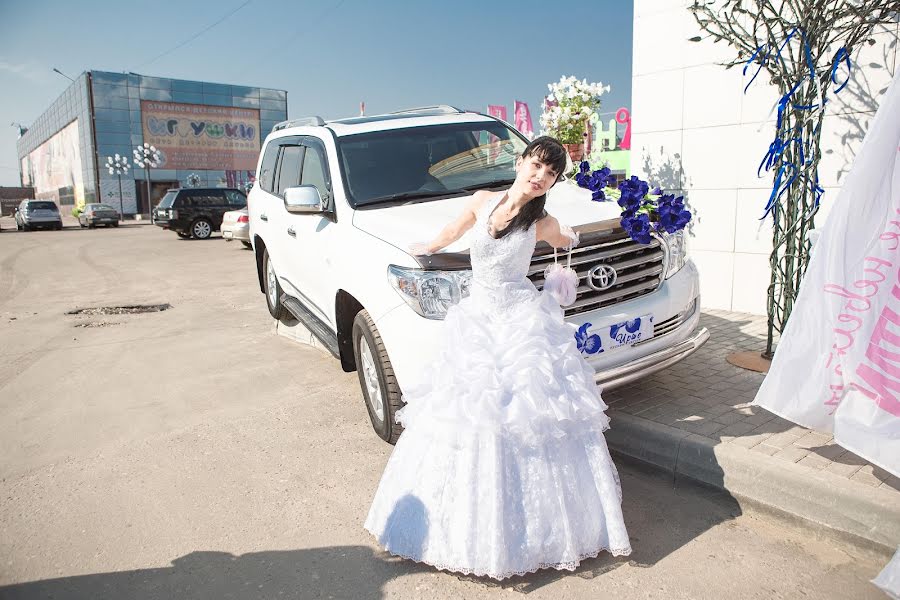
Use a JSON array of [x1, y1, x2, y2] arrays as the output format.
[[133, 143, 161, 221], [105, 154, 130, 217]]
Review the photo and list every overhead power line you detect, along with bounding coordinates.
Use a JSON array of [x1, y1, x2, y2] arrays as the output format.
[[132, 0, 253, 71]]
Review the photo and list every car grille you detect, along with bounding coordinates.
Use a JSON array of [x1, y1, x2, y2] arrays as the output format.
[[527, 225, 667, 318]]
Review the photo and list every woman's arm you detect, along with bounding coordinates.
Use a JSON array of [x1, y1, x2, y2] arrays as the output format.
[[411, 191, 488, 255], [536, 214, 579, 249]]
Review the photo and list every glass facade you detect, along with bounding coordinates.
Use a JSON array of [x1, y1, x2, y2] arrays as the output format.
[[16, 74, 93, 207], [16, 70, 287, 216]]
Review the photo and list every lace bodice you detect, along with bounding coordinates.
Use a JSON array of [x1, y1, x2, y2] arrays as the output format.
[[470, 193, 537, 290]]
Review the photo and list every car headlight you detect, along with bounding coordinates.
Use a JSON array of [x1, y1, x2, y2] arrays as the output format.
[[388, 265, 472, 320], [663, 230, 687, 278]]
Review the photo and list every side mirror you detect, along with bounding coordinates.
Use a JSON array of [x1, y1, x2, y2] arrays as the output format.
[[284, 185, 323, 214]]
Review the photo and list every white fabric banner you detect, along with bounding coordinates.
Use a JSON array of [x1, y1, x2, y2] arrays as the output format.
[[752, 69, 900, 478]]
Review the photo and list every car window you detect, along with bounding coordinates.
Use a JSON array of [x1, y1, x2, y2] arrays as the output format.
[[276, 145, 304, 197], [158, 191, 179, 209], [258, 143, 280, 193], [225, 190, 246, 206], [300, 143, 330, 201], [29, 201, 58, 211], [185, 191, 224, 207]]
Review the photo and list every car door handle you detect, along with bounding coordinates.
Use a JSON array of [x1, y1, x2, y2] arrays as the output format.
[[287, 227, 296, 237], [260, 213, 268, 222]]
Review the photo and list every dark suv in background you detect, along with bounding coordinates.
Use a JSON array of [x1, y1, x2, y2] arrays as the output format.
[[153, 188, 247, 239]]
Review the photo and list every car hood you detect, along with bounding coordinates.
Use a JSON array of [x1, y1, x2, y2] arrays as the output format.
[[351, 182, 623, 252]]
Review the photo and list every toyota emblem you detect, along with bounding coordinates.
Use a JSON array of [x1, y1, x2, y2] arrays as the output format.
[[587, 264, 618, 291]]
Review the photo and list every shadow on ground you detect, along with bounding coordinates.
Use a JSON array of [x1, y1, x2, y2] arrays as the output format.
[[0, 460, 742, 598]]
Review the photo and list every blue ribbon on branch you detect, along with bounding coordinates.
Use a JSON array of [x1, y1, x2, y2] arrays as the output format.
[[741, 27, 852, 220]]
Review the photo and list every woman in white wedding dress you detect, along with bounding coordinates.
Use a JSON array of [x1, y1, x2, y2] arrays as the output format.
[[364, 136, 632, 579]]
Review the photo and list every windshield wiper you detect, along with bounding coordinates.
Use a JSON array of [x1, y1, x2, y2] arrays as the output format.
[[359, 189, 466, 208], [455, 178, 516, 192]]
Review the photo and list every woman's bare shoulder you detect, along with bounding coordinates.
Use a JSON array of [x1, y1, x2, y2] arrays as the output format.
[[467, 189, 498, 212]]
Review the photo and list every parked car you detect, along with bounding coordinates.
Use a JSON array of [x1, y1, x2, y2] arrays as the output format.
[[78, 203, 120, 228], [15, 200, 63, 231], [153, 187, 247, 239], [221, 207, 251, 248], [249, 106, 708, 443]]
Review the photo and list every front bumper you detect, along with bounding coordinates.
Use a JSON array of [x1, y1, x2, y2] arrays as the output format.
[[375, 260, 706, 394], [595, 326, 709, 388]]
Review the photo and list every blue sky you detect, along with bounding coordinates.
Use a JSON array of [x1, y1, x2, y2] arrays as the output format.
[[0, 0, 634, 186]]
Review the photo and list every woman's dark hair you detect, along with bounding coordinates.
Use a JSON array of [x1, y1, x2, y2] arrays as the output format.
[[493, 135, 567, 239]]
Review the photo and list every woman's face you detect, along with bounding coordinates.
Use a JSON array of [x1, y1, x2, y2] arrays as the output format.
[[515, 153, 559, 198]]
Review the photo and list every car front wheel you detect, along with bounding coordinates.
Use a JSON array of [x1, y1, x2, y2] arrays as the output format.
[[352, 310, 404, 444], [191, 218, 213, 239]]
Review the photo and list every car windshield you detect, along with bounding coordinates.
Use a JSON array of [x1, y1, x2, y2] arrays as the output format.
[[336, 121, 529, 207], [28, 201, 58, 211], [157, 191, 178, 209]]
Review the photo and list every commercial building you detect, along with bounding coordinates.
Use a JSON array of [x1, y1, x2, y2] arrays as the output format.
[[15, 71, 287, 216]]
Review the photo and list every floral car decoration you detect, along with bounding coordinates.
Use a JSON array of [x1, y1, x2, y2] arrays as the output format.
[[575, 161, 692, 245]]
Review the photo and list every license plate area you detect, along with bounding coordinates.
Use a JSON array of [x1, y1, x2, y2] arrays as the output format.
[[575, 314, 655, 355]]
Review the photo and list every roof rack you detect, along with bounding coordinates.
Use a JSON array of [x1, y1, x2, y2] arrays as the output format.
[[272, 116, 325, 131], [388, 105, 464, 115]]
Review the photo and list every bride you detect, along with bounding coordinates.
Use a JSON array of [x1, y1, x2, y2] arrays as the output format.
[[364, 135, 632, 579]]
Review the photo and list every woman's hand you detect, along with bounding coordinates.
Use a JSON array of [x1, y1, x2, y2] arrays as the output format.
[[408, 242, 433, 256], [559, 224, 579, 250]]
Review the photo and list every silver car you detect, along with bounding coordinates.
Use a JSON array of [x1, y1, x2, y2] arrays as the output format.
[[15, 200, 63, 231], [78, 204, 120, 228], [221, 207, 251, 248]]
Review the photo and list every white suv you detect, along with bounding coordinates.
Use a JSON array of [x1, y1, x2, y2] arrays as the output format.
[[248, 106, 708, 443]]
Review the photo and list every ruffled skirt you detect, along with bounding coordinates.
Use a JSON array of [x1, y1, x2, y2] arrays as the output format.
[[364, 282, 631, 580]]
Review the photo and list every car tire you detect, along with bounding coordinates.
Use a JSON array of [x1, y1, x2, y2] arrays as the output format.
[[241, 241, 252, 249], [263, 248, 287, 320], [352, 310, 404, 444], [88, 223, 95, 229], [176, 231, 191, 239], [112, 222, 119, 228], [79, 220, 85, 228], [190, 218, 213, 240], [55, 224, 62, 231]]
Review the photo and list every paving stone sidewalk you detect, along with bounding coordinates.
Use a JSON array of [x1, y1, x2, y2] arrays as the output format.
[[603, 309, 900, 495]]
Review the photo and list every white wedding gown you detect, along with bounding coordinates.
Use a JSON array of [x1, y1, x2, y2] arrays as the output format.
[[365, 193, 632, 579]]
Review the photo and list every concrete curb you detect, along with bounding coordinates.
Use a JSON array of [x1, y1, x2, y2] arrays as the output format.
[[606, 411, 900, 553]]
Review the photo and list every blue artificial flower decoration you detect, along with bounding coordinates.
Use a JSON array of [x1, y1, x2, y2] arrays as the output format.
[[575, 323, 603, 355], [577, 162, 692, 244], [620, 212, 653, 244], [576, 162, 613, 203], [656, 194, 692, 234]]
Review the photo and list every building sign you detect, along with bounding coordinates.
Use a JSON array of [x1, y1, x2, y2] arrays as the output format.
[[140, 101, 261, 171], [21, 120, 84, 206]]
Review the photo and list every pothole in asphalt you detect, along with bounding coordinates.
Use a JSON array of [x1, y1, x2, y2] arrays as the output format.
[[67, 303, 172, 316], [74, 321, 122, 328]]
